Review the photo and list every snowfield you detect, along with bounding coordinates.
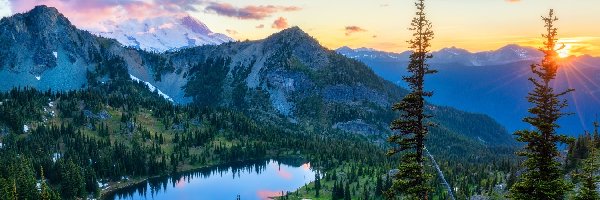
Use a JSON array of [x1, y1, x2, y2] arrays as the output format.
[[129, 74, 174, 102]]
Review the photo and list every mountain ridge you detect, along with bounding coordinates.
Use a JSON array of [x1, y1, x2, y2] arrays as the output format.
[[338, 45, 600, 135], [0, 5, 517, 152], [337, 44, 547, 66]]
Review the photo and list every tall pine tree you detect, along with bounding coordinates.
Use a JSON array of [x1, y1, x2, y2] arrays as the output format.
[[509, 9, 574, 200], [387, 0, 436, 199]]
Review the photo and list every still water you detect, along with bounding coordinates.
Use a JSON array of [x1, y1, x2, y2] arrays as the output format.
[[107, 159, 315, 200]]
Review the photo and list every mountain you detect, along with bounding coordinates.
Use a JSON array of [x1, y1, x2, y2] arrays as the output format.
[[94, 15, 233, 52], [338, 44, 542, 67], [0, 5, 109, 91], [0, 6, 521, 199], [337, 46, 600, 135], [0, 5, 516, 155]]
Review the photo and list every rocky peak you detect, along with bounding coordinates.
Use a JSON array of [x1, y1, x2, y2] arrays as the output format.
[[261, 26, 330, 69], [265, 26, 318, 47], [23, 5, 72, 29], [180, 15, 212, 35]]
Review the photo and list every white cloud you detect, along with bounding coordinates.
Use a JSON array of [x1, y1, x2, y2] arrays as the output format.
[[0, 0, 11, 19]]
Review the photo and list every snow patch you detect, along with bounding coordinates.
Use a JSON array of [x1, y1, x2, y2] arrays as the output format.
[[52, 153, 62, 163], [23, 125, 29, 133], [52, 51, 57, 58], [35, 76, 41, 81], [129, 74, 174, 102]]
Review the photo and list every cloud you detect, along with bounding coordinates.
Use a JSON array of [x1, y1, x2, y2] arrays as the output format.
[[8, 0, 208, 30], [345, 26, 367, 36], [505, 0, 520, 2], [256, 24, 265, 29], [272, 17, 288, 29], [226, 29, 238, 35], [204, 2, 300, 20]]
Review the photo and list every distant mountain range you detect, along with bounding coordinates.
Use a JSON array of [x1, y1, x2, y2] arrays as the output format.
[[94, 15, 233, 52], [337, 46, 600, 135], [0, 5, 517, 156], [337, 44, 543, 67]]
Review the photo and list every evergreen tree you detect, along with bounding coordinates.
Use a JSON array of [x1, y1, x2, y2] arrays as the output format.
[[387, 0, 435, 199], [509, 9, 574, 200], [574, 144, 600, 200], [40, 167, 60, 200], [344, 182, 351, 200], [315, 172, 321, 197], [593, 121, 600, 149], [16, 158, 38, 200], [375, 175, 383, 197], [60, 159, 86, 199]]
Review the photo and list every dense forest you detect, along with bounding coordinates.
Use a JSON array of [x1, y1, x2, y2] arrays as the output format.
[[0, 70, 525, 200]]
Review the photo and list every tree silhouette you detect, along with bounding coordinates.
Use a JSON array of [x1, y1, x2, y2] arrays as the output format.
[[387, 0, 436, 199], [509, 9, 574, 200]]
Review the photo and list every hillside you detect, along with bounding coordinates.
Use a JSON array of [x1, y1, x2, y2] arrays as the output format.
[[338, 46, 600, 135], [0, 5, 520, 199], [0, 5, 516, 150]]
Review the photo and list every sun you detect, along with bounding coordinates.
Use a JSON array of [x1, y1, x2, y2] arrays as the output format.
[[556, 43, 572, 58]]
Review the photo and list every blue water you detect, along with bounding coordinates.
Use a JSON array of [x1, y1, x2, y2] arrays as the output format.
[[107, 159, 315, 200]]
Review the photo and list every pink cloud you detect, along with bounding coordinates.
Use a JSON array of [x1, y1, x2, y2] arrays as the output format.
[[175, 177, 187, 189], [226, 29, 238, 35], [8, 0, 204, 30], [270, 162, 292, 179], [272, 17, 289, 29], [204, 2, 301, 20], [301, 163, 311, 171], [345, 26, 367, 36], [257, 190, 283, 200]]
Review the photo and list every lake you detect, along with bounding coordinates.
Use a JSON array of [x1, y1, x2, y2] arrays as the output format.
[[106, 159, 316, 200]]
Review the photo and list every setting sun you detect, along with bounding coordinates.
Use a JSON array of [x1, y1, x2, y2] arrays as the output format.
[[556, 43, 572, 58]]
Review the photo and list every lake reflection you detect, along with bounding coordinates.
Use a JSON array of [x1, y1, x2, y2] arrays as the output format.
[[107, 159, 315, 200]]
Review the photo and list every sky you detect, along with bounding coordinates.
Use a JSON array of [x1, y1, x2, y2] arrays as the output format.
[[1, 0, 599, 56]]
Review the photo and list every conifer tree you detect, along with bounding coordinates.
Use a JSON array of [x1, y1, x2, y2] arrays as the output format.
[[315, 172, 321, 197], [574, 140, 600, 200], [593, 121, 600, 148], [387, 0, 435, 199], [509, 9, 574, 200]]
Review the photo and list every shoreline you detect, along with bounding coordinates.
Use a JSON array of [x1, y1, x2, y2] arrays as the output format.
[[99, 156, 309, 199]]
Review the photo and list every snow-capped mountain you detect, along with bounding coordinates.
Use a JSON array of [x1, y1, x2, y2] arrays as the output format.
[[337, 44, 543, 66], [95, 15, 233, 52]]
